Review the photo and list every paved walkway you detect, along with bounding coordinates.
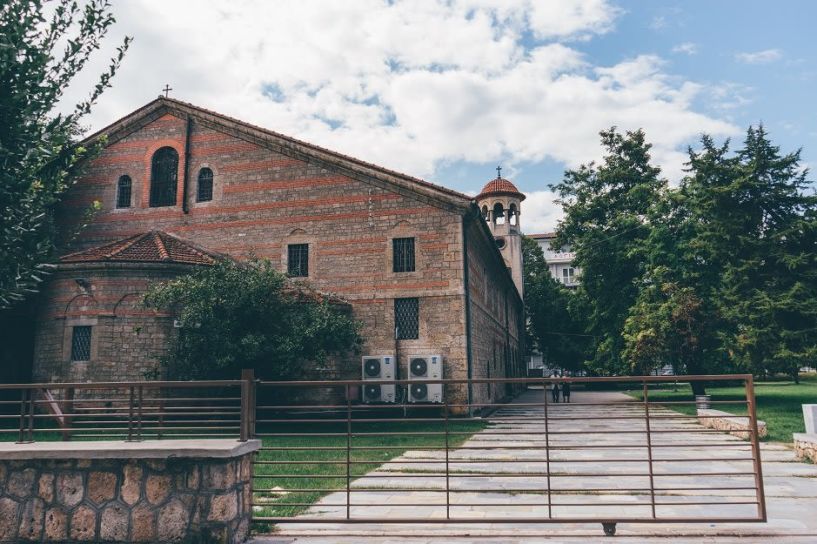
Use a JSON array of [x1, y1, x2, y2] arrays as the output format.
[[252, 388, 817, 543]]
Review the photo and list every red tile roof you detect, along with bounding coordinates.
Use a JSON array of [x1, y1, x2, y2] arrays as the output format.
[[477, 177, 526, 201], [60, 231, 218, 265]]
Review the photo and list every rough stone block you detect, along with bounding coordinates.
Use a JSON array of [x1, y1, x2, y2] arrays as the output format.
[[209, 490, 238, 522], [120, 463, 142, 506], [146, 474, 172, 505], [44, 507, 67, 541], [205, 462, 235, 490], [69, 505, 96, 541], [100, 503, 129, 541], [38, 473, 55, 503], [19, 498, 44, 541], [157, 498, 188, 541], [7, 468, 37, 498], [0, 497, 21, 541], [130, 505, 156, 542], [186, 465, 200, 490], [56, 472, 84, 507], [88, 471, 117, 504]]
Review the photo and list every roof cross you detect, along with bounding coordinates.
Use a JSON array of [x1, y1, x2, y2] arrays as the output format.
[[496, 165, 502, 179], [162, 84, 173, 98]]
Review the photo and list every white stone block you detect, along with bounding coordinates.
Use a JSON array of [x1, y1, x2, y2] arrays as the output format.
[[803, 404, 817, 434]]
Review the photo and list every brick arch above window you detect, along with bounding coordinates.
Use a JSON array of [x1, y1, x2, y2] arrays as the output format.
[[141, 140, 184, 208]]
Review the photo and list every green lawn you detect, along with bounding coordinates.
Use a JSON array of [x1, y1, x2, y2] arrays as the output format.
[[252, 419, 486, 524], [629, 373, 817, 443]]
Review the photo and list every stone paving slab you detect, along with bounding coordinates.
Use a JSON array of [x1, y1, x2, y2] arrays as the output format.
[[255, 388, 817, 543]]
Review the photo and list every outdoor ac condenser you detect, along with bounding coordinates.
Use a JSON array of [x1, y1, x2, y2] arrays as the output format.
[[407, 355, 443, 403], [361, 355, 396, 403]]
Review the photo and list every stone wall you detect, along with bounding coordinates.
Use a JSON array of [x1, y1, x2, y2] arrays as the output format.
[[0, 440, 258, 543], [793, 433, 817, 464], [697, 409, 768, 440]]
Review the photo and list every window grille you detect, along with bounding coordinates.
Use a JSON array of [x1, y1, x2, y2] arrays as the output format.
[[116, 175, 132, 208], [149, 147, 179, 207], [71, 326, 92, 361], [394, 297, 419, 340], [288, 244, 309, 277], [197, 167, 213, 202], [392, 237, 415, 272]]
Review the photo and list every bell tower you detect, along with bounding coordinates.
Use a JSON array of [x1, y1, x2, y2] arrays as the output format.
[[476, 167, 526, 297]]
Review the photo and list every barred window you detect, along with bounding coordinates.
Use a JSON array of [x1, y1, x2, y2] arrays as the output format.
[[71, 326, 92, 361], [288, 244, 309, 277], [394, 297, 419, 340], [116, 175, 132, 208], [392, 237, 415, 272], [149, 147, 178, 207], [197, 167, 213, 202]]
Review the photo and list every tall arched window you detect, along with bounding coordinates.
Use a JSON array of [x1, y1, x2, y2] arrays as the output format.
[[481, 205, 489, 221], [197, 167, 213, 202], [509, 203, 518, 226], [493, 203, 505, 225], [149, 147, 179, 207], [116, 175, 132, 208]]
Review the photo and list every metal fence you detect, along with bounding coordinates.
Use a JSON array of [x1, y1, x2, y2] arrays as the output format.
[[0, 374, 766, 535]]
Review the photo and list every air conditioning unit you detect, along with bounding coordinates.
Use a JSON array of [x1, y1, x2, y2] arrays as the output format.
[[407, 355, 443, 403], [361, 355, 396, 403]]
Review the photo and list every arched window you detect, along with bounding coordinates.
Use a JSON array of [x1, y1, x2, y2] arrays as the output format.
[[197, 167, 213, 202], [493, 203, 505, 225], [116, 175, 132, 208], [481, 205, 489, 221], [509, 203, 518, 226], [149, 147, 179, 207]]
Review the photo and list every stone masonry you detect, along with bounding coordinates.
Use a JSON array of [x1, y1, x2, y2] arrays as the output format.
[[0, 444, 256, 543]]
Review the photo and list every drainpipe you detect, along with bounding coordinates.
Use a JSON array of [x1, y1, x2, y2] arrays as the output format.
[[181, 115, 192, 214], [462, 214, 474, 415]]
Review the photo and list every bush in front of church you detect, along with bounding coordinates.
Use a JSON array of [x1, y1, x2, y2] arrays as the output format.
[[144, 258, 362, 380]]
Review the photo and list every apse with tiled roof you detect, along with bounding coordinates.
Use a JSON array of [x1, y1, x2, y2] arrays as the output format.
[[476, 167, 526, 297]]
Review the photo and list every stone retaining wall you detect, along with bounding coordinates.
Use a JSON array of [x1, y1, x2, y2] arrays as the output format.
[[697, 409, 768, 440], [793, 433, 817, 463], [0, 440, 258, 543]]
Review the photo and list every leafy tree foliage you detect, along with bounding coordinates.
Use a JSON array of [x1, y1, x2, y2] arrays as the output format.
[[0, 0, 130, 308], [551, 128, 666, 374], [143, 259, 362, 381], [522, 236, 589, 372]]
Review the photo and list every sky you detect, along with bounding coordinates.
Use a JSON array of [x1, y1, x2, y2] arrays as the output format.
[[64, 0, 817, 233]]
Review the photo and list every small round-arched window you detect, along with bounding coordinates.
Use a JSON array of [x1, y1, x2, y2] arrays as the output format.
[[509, 203, 518, 226], [116, 175, 132, 208], [493, 203, 505, 225], [197, 167, 213, 202]]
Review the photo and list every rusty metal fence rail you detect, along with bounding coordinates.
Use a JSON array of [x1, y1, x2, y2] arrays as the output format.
[[249, 375, 766, 535]]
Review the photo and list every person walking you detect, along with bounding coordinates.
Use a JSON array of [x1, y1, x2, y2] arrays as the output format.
[[561, 380, 571, 403], [551, 375, 560, 403]]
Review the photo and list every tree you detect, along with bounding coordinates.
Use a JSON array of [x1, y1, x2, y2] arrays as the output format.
[[551, 128, 667, 374], [523, 236, 589, 372], [0, 0, 131, 308], [143, 259, 363, 380]]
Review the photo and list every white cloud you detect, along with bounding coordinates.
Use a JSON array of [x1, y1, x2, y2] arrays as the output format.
[[60, 0, 738, 232], [735, 49, 783, 64], [521, 190, 563, 234], [672, 42, 698, 55], [649, 15, 667, 30]]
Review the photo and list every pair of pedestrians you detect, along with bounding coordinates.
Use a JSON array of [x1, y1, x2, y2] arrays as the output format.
[[549, 381, 571, 402]]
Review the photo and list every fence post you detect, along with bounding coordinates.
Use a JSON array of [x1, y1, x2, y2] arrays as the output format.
[[240, 369, 256, 441], [62, 388, 74, 442]]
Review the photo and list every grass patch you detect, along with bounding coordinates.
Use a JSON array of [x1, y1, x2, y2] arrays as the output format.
[[629, 374, 817, 442], [252, 419, 486, 524]]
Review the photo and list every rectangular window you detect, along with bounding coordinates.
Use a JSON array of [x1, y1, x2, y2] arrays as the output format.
[[71, 326, 92, 361], [394, 297, 419, 340], [287, 244, 309, 277], [392, 237, 415, 273], [562, 267, 575, 285]]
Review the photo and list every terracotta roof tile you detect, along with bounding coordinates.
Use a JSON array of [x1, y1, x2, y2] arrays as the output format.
[[477, 177, 525, 200], [60, 231, 218, 265]]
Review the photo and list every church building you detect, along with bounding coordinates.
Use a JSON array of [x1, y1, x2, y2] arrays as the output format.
[[31, 97, 525, 407]]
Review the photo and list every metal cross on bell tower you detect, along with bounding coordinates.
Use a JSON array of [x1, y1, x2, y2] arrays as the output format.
[[496, 165, 502, 179], [162, 84, 173, 98]]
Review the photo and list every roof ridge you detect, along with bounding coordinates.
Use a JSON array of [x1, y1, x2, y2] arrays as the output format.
[[153, 231, 170, 261], [107, 232, 150, 259]]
